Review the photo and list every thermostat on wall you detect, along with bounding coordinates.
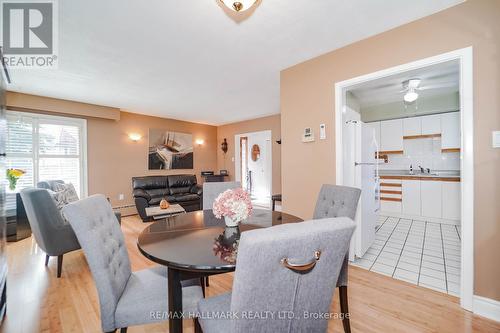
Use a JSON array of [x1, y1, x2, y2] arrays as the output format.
[[302, 127, 315, 142]]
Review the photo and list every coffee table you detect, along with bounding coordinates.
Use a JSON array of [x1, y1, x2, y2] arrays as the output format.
[[145, 204, 186, 220]]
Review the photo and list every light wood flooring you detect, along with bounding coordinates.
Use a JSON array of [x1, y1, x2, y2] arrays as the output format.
[[1, 215, 499, 333]]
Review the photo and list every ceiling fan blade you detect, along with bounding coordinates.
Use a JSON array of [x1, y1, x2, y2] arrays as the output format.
[[418, 82, 458, 90]]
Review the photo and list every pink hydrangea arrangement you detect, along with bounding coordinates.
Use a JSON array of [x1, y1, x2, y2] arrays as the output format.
[[213, 188, 252, 224]]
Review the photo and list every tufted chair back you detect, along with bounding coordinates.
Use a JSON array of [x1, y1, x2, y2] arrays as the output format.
[[230, 217, 356, 332], [313, 184, 361, 220], [202, 181, 241, 209], [62, 194, 131, 332], [313, 184, 361, 287]]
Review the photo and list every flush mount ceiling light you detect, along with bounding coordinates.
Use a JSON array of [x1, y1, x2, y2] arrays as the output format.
[[218, 0, 259, 12]]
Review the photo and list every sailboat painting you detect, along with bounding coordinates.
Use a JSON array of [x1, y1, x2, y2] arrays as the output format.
[[148, 130, 193, 170]]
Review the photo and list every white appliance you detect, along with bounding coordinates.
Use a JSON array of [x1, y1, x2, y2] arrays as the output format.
[[352, 122, 379, 258]]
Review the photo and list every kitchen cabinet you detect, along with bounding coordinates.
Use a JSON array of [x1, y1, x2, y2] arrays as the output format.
[[380, 119, 403, 151], [421, 114, 441, 135], [403, 117, 421, 136], [402, 180, 420, 216], [442, 181, 461, 220], [421, 180, 442, 218], [441, 112, 460, 149]]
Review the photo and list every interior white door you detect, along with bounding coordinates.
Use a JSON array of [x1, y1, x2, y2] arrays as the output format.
[[246, 131, 272, 205]]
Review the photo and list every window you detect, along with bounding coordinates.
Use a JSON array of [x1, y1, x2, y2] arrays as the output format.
[[5, 111, 87, 215]]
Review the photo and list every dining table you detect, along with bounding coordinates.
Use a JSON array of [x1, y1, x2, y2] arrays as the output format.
[[137, 208, 303, 333]]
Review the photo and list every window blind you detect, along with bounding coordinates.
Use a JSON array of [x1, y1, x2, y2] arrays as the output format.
[[5, 112, 86, 215]]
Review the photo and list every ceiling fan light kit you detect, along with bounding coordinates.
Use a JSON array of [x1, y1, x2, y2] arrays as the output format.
[[218, 0, 259, 12], [402, 78, 421, 103]]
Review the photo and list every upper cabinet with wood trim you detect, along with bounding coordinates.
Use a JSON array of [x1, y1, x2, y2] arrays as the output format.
[[403, 117, 421, 136], [380, 119, 403, 151], [441, 112, 461, 150], [421, 114, 441, 135]]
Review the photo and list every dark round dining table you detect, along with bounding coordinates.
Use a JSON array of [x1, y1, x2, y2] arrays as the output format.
[[137, 209, 303, 333]]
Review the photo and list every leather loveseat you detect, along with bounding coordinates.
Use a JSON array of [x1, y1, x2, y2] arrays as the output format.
[[132, 175, 203, 222]]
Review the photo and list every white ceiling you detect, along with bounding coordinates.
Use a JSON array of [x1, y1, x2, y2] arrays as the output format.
[[6, 0, 463, 125], [349, 60, 460, 108]]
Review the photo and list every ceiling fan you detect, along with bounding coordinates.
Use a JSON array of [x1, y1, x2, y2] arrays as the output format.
[[401, 78, 457, 103]]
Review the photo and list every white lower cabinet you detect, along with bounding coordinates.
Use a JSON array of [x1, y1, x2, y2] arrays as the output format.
[[442, 181, 461, 220], [402, 180, 421, 216], [421, 181, 442, 218], [381, 200, 402, 213]]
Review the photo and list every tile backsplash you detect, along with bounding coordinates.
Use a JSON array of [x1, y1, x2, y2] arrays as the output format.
[[379, 137, 460, 171]]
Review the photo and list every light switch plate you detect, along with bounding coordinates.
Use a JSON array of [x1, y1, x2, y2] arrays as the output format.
[[493, 131, 500, 148]]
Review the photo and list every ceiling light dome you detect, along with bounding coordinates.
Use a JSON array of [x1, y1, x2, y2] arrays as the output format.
[[218, 0, 258, 12], [404, 88, 419, 103]]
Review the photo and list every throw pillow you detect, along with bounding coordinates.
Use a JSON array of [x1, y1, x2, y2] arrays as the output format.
[[51, 183, 80, 209]]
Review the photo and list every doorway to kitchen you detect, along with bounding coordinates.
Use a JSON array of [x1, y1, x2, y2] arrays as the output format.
[[335, 48, 473, 310], [234, 130, 272, 208]]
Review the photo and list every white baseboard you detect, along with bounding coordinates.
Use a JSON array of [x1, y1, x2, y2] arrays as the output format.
[[473, 295, 500, 322], [379, 211, 460, 225]]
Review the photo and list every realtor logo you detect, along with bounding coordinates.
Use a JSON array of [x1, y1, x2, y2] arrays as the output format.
[[1, 0, 58, 68]]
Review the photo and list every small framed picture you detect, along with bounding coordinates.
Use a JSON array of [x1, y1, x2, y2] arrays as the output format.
[[220, 169, 228, 176]]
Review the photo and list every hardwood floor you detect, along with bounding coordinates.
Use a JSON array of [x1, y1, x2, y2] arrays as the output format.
[[1, 215, 499, 333]]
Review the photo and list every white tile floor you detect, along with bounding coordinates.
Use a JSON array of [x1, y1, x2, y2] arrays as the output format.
[[352, 215, 461, 296]]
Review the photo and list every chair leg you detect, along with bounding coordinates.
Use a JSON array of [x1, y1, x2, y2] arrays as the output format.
[[194, 318, 202, 333], [339, 286, 351, 333], [205, 276, 209, 287], [200, 277, 206, 297], [45, 255, 50, 266], [57, 255, 63, 278], [120, 328, 128, 333]]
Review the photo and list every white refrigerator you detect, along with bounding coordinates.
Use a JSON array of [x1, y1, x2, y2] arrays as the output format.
[[349, 121, 380, 259]]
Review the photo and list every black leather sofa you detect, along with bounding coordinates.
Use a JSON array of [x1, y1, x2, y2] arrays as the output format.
[[132, 175, 203, 222]]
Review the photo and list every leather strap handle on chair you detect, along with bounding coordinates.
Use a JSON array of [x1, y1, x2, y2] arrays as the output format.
[[281, 250, 321, 273]]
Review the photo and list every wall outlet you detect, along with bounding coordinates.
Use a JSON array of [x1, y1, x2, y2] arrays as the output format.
[[231, 156, 235, 162], [118, 194, 124, 201]]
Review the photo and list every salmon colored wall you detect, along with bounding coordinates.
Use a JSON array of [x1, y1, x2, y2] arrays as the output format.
[[217, 115, 281, 195], [87, 112, 217, 210], [280, 0, 500, 300], [6, 93, 218, 214]]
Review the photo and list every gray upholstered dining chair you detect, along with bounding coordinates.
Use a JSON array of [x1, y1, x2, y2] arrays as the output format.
[[201, 181, 241, 287], [202, 181, 241, 209], [197, 217, 356, 333], [62, 194, 203, 333], [313, 184, 361, 333], [20, 188, 81, 278]]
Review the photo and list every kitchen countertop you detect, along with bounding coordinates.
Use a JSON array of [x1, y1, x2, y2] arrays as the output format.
[[379, 170, 460, 179]]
